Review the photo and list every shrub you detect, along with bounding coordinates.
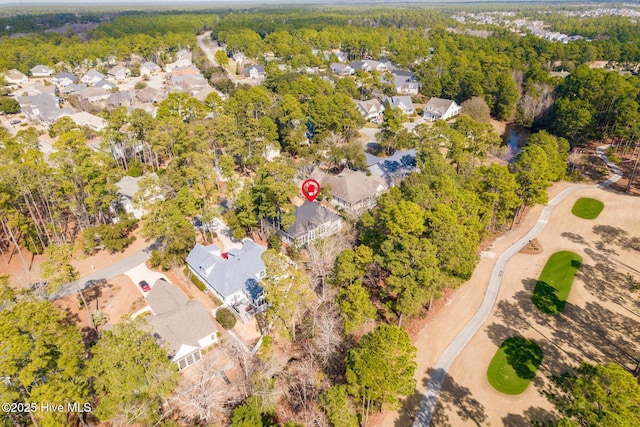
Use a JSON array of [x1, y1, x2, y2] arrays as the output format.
[[183, 266, 207, 292], [216, 308, 237, 329]]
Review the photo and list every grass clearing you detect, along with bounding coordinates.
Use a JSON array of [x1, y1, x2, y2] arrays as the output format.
[[532, 251, 582, 314], [571, 198, 604, 219], [487, 337, 543, 395]]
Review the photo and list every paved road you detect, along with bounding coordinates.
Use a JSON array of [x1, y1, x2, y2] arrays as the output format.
[[412, 146, 622, 426], [196, 32, 237, 93], [51, 244, 156, 300]]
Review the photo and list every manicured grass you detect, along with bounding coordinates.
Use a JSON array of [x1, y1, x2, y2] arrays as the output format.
[[571, 198, 604, 220], [532, 251, 582, 314], [487, 337, 543, 395]]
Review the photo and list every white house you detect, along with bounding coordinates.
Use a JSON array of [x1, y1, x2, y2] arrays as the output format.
[[423, 97, 461, 121], [81, 70, 106, 86], [232, 52, 246, 64], [146, 279, 218, 371], [330, 63, 354, 76], [140, 62, 161, 76], [29, 65, 53, 77], [52, 72, 78, 87], [354, 99, 385, 123], [3, 69, 28, 85], [383, 95, 415, 115], [186, 239, 267, 322], [107, 65, 131, 81], [244, 64, 265, 79], [79, 87, 111, 103]]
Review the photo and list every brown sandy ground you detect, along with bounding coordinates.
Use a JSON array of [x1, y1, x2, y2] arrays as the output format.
[[382, 186, 640, 427]]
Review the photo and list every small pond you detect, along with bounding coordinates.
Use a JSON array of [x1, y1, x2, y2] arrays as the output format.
[[502, 124, 531, 160]]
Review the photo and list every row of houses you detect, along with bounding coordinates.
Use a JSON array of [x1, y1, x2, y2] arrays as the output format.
[[354, 96, 462, 122]]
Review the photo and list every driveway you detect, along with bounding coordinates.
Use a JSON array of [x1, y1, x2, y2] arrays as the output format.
[[124, 263, 168, 295]]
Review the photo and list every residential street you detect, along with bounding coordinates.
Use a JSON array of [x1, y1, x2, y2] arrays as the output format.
[[51, 244, 155, 299], [411, 146, 623, 426], [196, 31, 238, 93]]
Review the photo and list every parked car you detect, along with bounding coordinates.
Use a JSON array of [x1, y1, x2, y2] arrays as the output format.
[[10, 119, 21, 125], [138, 280, 151, 292]]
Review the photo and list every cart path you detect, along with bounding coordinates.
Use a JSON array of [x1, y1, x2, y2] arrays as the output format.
[[412, 146, 622, 426]]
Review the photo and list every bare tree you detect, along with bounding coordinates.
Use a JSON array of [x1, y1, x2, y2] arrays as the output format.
[[170, 353, 235, 425], [568, 149, 583, 173], [221, 337, 256, 398], [305, 232, 353, 299]]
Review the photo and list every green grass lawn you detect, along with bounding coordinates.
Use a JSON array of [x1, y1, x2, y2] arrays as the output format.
[[532, 251, 582, 314], [487, 337, 543, 395], [571, 198, 604, 219]]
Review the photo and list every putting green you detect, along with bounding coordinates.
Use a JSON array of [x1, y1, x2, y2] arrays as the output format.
[[571, 198, 604, 219], [487, 337, 543, 395], [532, 251, 582, 314]]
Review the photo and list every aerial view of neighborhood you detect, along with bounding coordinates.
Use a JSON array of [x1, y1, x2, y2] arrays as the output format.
[[1, 1, 639, 426]]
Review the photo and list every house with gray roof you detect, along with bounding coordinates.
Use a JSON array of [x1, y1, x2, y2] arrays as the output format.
[[81, 70, 106, 86], [146, 279, 218, 371], [276, 201, 343, 247], [53, 72, 79, 87], [186, 240, 267, 322], [79, 87, 111, 103], [330, 63, 354, 76], [311, 168, 387, 215], [383, 95, 415, 115], [107, 65, 131, 81], [30, 65, 53, 77], [60, 83, 86, 95], [140, 61, 161, 76], [244, 64, 265, 79], [423, 97, 461, 121], [16, 93, 62, 123], [354, 99, 385, 123], [114, 173, 161, 218], [366, 149, 418, 187]]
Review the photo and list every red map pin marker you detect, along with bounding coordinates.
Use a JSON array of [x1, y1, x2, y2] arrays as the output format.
[[301, 179, 320, 202]]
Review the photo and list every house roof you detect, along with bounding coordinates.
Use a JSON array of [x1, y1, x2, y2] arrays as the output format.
[[186, 240, 266, 300], [17, 93, 59, 110], [54, 72, 78, 83], [171, 66, 200, 77], [114, 173, 159, 199], [30, 65, 52, 74], [286, 201, 341, 239], [80, 87, 110, 100], [245, 64, 265, 74], [70, 111, 107, 130], [83, 70, 105, 80], [94, 79, 117, 90], [61, 83, 87, 94], [108, 65, 129, 75], [425, 97, 457, 115], [312, 168, 386, 205], [107, 91, 131, 106], [4, 69, 27, 81], [392, 69, 415, 79], [384, 95, 414, 112], [141, 62, 160, 71], [146, 279, 217, 358], [365, 149, 418, 185], [355, 99, 384, 115]]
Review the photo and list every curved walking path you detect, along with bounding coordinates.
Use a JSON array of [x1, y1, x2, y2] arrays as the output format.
[[412, 146, 622, 426]]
